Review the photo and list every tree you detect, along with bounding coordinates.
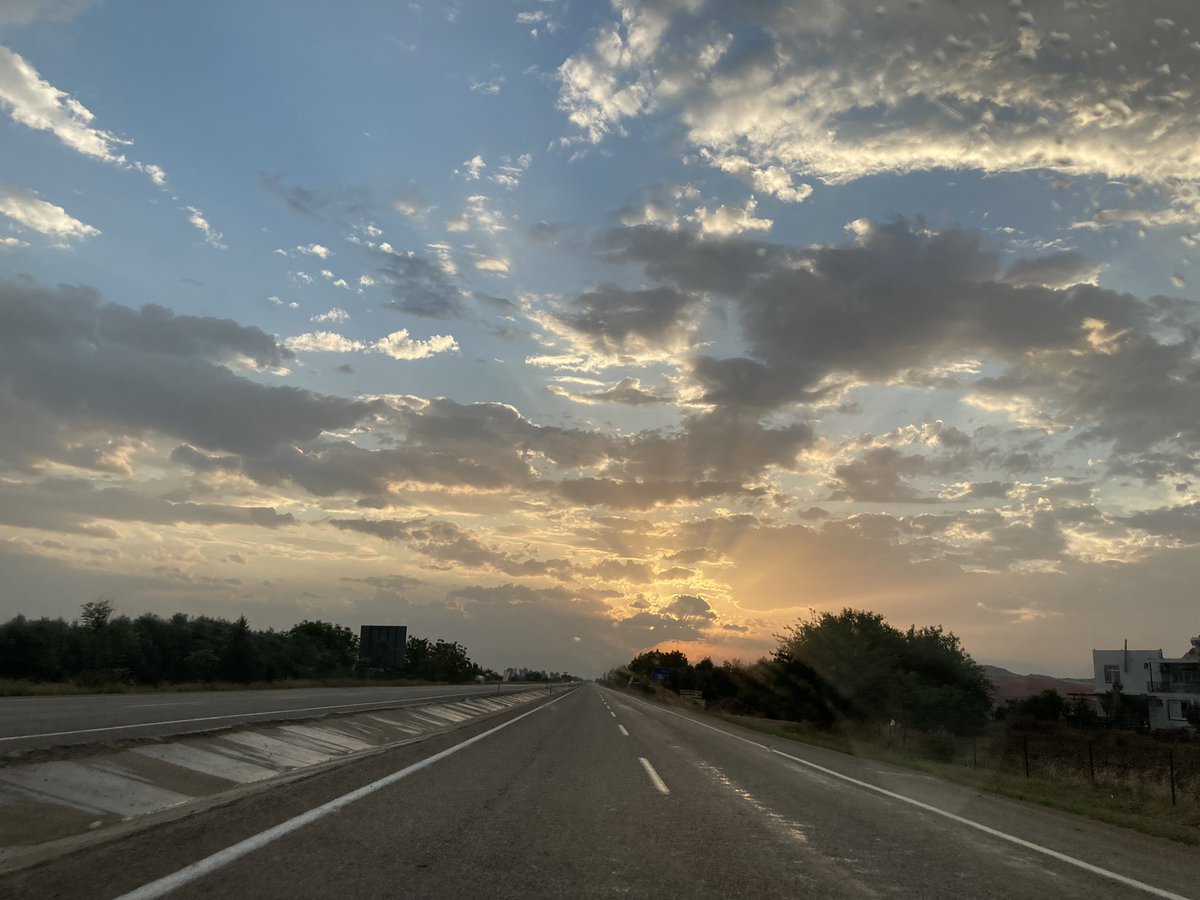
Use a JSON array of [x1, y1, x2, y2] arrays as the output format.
[[289, 620, 359, 676], [79, 598, 114, 631], [775, 609, 993, 734]]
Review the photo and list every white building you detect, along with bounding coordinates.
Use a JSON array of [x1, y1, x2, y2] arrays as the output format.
[[1091, 637, 1200, 731]]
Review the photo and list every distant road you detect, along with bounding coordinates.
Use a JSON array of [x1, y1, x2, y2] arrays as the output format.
[[3, 684, 1196, 899], [0, 683, 546, 753]]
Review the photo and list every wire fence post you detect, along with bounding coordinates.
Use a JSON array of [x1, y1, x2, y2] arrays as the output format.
[[972, 736, 977, 768], [1088, 740, 1095, 785], [1023, 735, 1030, 778], [1168, 750, 1176, 806]]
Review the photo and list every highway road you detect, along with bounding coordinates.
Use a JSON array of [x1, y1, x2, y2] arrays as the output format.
[[0, 683, 544, 753], [2, 684, 1196, 899]]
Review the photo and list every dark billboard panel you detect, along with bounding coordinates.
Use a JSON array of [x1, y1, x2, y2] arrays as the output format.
[[360, 624, 407, 671]]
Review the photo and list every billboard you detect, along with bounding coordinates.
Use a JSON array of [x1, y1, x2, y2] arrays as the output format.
[[360, 625, 407, 671]]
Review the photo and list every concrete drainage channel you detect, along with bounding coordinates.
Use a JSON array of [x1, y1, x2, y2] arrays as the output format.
[[0, 689, 547, 873]]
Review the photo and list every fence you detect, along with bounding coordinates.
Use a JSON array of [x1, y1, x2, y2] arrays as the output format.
[[873, 723, 1200, 807]]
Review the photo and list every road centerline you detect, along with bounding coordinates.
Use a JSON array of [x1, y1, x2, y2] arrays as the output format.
[[618, 724, 630, 737], [638, 757, 670, 795]]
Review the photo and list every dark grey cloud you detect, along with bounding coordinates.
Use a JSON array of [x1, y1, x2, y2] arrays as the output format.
[[663, 593, 717, 621], [1002, 251, 1101, 289], [328, 516, 574, 578], [557, 477, 753, 510], [825, 447, 939, 504], [258, 174, 372, 220], [0, 280, 378, 467], [606, 220, 1150, 414], [1121, 502, 1200, 541], [371, 245, 468, 319], [175, 396, 617, 500], [0, 478, 293, 536], [537, 283, 702, 364], [615, 410, 814, 483], [662, 546, 720, 565]]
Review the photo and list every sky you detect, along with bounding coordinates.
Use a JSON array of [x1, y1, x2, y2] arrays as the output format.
[[2, 0, 1200, 677]]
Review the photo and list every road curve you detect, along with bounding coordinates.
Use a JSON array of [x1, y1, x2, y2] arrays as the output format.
[[1, 684, 1196, 898], [0, 683, 549, 753]]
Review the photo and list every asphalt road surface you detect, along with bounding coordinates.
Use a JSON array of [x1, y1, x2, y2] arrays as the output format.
[[0, 683, 544, 753], [3, 684, 1197, 899]]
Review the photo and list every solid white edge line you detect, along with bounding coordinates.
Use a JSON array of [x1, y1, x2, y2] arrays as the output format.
[[638, 757, 670, 795], [113, 689, 576, 900], [0, 688, 528, 743], [609, 690, 1190, 900], [618, 725, 630, 737]]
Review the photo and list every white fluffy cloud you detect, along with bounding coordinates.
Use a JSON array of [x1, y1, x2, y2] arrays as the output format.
[[285, 329, 458, 360], [284, 331, 365, 354], [693, 196, 772, 236], [0, 44, 128, 164], [0, 184, 99, 239], [310, 307, 349, 323], [0, 43, 170, 192], [373, 329, 459, 360], [186, 206, 226, 250]]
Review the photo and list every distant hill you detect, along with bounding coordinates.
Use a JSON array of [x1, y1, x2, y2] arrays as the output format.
[[981, 664, 1095, 702]]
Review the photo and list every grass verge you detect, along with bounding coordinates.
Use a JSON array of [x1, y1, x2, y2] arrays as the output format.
[[714, 712, 1200, 846]]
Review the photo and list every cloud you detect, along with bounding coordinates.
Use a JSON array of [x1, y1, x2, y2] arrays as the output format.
[[284, 331, 365, 353], [0, 478, 295, 536], [394, 181, 434, 220], [297, 243, 331, 259], [547, 376, 669, 405], [446, 194, 507, 234], [185, 207, 226, 250], [1002, 252, 1102, 289], [329, 516, 572, 578], [559, 1, 1200, 225], [663, 593, 717, 621], [470, 77, 504, 95], [0, 184, 99, 240], [258, 174, 371, 220], [374, 329, 459, 360], [311, 307, 349, 323], [284, 329, 458, 360], [490, 154, 533, 189], [606, 219, 1153, 415], [0, 44, 170, 192], [693, 196, 772, 236], [702, 152, 813, 203], [369, 243, 468, 319], [0, 279, 378, 465], [474, 256, 510, 274], [0, 44, 129, 165], [526, 284, 703, 370], [460, 155, 486, 181]]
